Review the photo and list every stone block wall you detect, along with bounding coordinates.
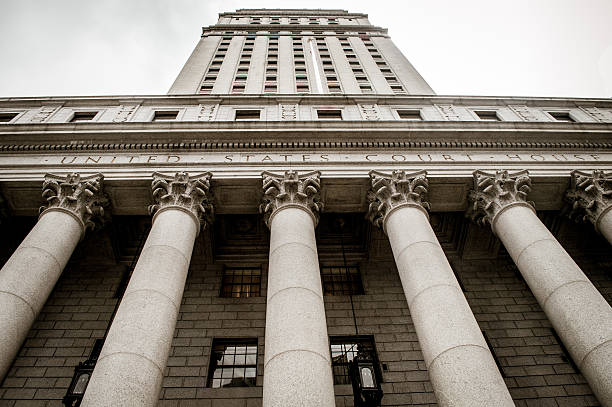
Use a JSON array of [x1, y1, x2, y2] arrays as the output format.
[[0, 213, 610, 407]]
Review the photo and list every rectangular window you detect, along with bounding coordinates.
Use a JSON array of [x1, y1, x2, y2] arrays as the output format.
[[317, 109, 343, 120], [234, 109, 261, 120], [397, 109, 422, 120], [321, 265, 363, 295], [0, 112, 18, 123], [70, 111, 98, 122], [220, 266, 261, 298], [208, 339, 257, 388], [330, 336, 380, 385], [474, 110, 500, 121], [152, 111, 178, 121], [549, 111, 574, 122]]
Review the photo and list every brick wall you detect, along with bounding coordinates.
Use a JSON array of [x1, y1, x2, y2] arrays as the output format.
[[0, 225, 123, 407], [1, 213, 610, 407]]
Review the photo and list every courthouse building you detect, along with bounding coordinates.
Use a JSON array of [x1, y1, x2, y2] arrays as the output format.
[[1, 8, 612, 407]]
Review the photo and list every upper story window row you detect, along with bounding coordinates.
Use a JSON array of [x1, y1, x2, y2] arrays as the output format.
[[2, 105, 607, 124], [233, 16, 356, 25]]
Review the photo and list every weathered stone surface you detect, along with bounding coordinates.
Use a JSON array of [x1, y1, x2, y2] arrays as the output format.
[[565, 170, 612, 243], [467, 169, 534, 232], [149, 171, 214, 231], [370, 170, 514, 406], [260, 170, 322, 227], [0, 173, 108, 383], [39, 173, 109, 235], [262, 195, 334, 407], [82, 173, 213, 407], [472, 174, 612, 406], [367, 169, 429, 231]]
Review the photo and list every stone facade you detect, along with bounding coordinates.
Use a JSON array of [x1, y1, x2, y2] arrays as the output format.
[[0, 8, 611, 407]]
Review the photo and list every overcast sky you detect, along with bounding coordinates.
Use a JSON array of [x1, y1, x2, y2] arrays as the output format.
[[0, 0, 611, 98]]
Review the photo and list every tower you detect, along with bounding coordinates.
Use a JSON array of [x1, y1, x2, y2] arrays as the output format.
[[169, 9, 434, 96]]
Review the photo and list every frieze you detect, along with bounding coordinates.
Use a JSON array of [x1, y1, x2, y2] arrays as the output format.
[[7, 151, 608, 167]]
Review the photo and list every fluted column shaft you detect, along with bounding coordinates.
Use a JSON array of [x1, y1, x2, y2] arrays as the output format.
[[82, 172, 213, 407], [471, 170, 612, 406], [369, 170, 514, 407], [260, 171, 335, 407], [0, 173, 107, 381]]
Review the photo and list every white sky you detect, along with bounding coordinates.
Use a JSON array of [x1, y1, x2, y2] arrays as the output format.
[[0, 0, 611, 98]]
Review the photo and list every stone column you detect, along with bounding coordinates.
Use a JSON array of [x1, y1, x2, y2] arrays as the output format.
[[367, 170, 514, 407], [0, 173, 108, 381], [565, 170, 612, 244], [260, 170, 335, 407], [468, 170, 612, 405], [81, 172, 213, 407]]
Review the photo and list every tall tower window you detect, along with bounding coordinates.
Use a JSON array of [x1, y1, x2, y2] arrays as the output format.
[[362, 37, 407, 94], [339, 36, 373, 93], [232, 37, 255, 93], [199, 36, 231, 94], [315, 37, 342, 93], [293, 37, 310, 93], [264, 37, 279, 93]]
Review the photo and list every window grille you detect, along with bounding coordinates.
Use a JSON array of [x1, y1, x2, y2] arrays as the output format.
[[220, 266, 262, 297], [208, 339, 258, 388]]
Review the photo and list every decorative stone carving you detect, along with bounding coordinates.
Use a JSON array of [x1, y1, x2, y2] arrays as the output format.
[[149, 172, 214, 229], [565, 170, 612, 230], [197, 104, 218, 121], [39, 173, 109, 232], [260, 170, 322, 227], [113, 104, 138, 122], [358, 104, 380, 120], [435, 104, 460, 121], [279, 104, 298, 120], [580, 106, 612, 123], [508, 105, 544, 122], [467, 170, 534, 227], [30, 106, 60, 123], [366, 170, 430, 229]]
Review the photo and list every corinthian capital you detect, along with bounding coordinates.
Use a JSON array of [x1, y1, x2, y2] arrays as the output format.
[[148, 172, 214, 230], [366, 170, 430, 229], [260, 170, 322, 227], [565, 170, 612, 231], [40, 173, 109, 234], [467, 170, 534, 228]]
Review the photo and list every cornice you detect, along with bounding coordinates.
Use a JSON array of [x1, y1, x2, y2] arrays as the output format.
[[201, 24, 387, 35], [1, 120, 611, 152], [2, 94, 612, 108], [219, 10, 367, 17]]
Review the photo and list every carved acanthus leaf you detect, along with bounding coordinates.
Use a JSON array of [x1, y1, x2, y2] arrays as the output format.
[[148, 172, 214, 228], [467, 170, 534, 227], [40, 173, 109, 232], [259, 170, 322, 227], [565, 170, 612, 227], [366, 170, 430, 229]]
